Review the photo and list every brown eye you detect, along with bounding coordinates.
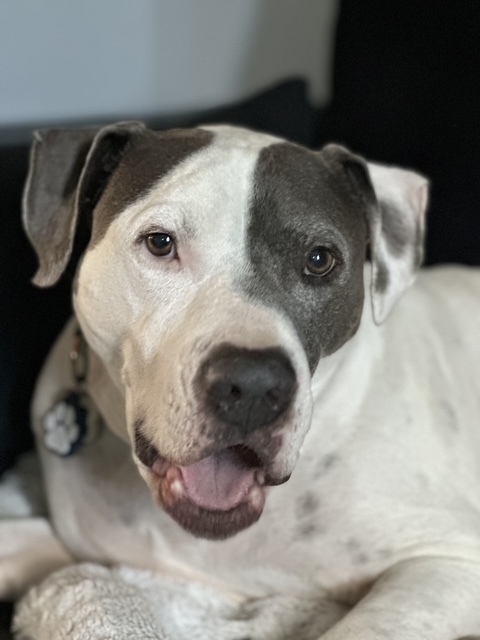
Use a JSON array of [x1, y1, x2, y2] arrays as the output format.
[[304, 246, 336, 277], [145, 233, 175, 257]]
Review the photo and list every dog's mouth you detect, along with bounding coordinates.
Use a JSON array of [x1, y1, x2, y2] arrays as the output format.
[[144, 444, 268, 539]]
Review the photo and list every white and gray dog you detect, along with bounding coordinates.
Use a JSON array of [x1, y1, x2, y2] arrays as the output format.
[[1, 122, 480, 639]]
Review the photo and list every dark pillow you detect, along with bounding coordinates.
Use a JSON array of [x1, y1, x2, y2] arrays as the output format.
[[324, 0, 480, 267]]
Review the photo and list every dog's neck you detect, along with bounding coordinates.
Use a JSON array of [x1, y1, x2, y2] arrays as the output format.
[[85, 345, 129, 443], [312, 301, 380, 404]]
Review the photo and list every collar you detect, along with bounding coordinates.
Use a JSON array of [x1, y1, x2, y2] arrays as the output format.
[[42, 326, 101, 457]]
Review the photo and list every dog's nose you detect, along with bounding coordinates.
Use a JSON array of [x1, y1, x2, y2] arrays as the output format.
[[202, 347, 297, 434]]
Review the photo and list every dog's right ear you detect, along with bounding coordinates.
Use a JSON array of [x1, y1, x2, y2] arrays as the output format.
[[23, 121, 146, 287]]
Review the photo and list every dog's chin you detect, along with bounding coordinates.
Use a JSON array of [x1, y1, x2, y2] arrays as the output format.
[[145, 445, 273, 540]]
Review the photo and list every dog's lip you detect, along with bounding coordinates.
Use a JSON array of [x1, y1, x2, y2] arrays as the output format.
[[149, 443, 264, 472], [138, 441, 285, 491], [136, 442, 290, 538], [144, 444, 268, 538]]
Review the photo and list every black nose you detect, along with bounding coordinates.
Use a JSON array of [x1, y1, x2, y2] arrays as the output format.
[[202, 346, 297, 434]]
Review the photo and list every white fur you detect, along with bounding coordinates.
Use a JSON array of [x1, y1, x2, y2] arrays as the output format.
[[2, 126, 480, 639]]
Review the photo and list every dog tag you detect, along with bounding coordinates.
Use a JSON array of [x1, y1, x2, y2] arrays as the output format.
[[42, 391, 100, 457]]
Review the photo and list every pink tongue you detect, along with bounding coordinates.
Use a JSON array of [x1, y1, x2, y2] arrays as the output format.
[[180, 449, 257, 511]]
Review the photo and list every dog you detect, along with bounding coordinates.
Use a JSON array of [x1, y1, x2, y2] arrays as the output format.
[[1, 121, 480, 639]]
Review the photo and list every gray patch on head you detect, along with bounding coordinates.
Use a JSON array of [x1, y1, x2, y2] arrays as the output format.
[[90, 127, 214, 246], [242, 142, 368, 371]]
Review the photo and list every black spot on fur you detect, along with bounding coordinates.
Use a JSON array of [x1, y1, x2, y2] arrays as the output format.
[[297, 492, 320, 519], [440, 400, 458, 432], [315, 452, 339, 477], [353, 552, 369, 565], [298, 521, 317, 538]]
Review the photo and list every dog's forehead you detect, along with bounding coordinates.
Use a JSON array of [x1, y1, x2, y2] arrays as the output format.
[[248, 142, 365, 246], [92, 125, 286, 246], [91, 127, 213, 244]]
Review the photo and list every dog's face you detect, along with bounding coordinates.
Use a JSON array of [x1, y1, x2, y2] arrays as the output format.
[[23, 123, 428, 539]]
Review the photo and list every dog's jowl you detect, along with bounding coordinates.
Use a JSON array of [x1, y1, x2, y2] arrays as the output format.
[[3, 123, 480, 639]]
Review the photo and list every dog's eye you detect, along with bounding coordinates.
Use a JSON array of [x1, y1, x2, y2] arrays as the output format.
[[304, 246, 336, 277], [145, 233, 175, 257]]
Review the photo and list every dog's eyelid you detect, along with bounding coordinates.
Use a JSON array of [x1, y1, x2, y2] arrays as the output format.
[[135, 226, 178, 245]]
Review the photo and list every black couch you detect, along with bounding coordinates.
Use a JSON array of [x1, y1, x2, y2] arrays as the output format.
[[1, 0, 479, 635]]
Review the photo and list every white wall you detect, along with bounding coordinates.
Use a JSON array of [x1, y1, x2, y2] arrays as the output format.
[[0, 0, 339, 127]]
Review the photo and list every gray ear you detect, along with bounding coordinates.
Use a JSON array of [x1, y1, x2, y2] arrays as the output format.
[[22, 121, 146, 287], [323, 144, 428, 324]]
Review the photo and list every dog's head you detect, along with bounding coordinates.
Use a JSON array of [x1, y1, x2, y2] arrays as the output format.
[[23, 123, 428, 539]]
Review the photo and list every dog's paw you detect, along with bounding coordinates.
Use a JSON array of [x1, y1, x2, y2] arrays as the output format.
[[221, 594, 348, 640]]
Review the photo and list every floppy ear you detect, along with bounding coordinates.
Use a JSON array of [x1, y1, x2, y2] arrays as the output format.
[[366, 162, 429, 323], [22, 121, 146, 287], [323, 144, 429, 324]]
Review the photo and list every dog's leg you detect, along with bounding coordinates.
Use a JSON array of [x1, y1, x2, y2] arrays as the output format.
[[0, 454, 73, 599], [13, 563, 164, 640], [0, 518, 73, 600], [319, 557, 480, 640]]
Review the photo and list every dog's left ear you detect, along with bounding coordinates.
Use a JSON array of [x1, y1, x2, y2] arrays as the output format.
[[23, 121, 145, 287], [323, 145, 429, 324], [366, 162, 429, 323]]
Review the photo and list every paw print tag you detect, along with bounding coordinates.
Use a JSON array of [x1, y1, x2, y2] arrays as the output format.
[[42, 391, 99, 457]]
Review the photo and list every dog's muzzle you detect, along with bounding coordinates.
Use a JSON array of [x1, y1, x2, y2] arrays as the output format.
[[137, 345, 298, 539]]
